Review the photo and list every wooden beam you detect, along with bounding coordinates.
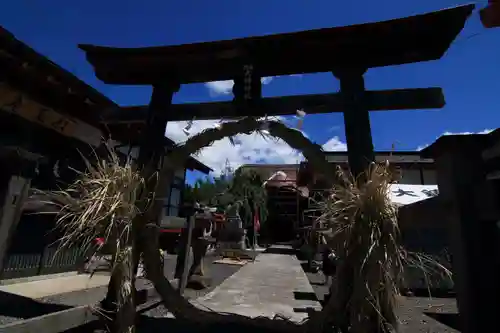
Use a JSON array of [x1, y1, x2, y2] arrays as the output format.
[[179, 214, 194, 295], [0, 83, 103, 146], [0, 287, 160, 333], [0, 28, 115, 111], [101, 88, 444, 123], [78, 5, 475, 85], [0, 176, 31, 275], [0, 59, 107, 127]]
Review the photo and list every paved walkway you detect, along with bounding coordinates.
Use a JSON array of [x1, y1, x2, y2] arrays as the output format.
[[193, 246, 321, 323], [0, 273, 110, 299]]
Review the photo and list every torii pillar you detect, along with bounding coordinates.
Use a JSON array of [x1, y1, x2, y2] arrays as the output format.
[[332, 68, 375, 178]]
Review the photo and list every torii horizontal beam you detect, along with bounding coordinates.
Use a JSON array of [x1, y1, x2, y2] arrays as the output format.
[[101, 87, 444, 123], [78, 5, 474, 85]]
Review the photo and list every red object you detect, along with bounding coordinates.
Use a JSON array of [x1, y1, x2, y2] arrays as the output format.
[[213, 213, 226, 224], [95, 237, 105, 246], [481, 1, 500, 28], [254, 208, 261, 232], [160, 228, 182, 233]]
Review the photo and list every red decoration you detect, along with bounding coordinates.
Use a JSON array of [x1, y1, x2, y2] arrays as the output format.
[[254, 208, 261, 232], [160, 229, 182, 233], [481, 1, 500, 28]]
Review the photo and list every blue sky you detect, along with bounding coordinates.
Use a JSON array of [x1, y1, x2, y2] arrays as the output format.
[[1, 0, 499, 183]]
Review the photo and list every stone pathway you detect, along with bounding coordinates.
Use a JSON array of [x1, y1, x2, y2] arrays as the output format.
[[193, 246, 320, 323]]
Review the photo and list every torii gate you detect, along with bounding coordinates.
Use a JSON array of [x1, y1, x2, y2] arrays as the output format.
[[79, 5, 474, 181], [79, 4, 475, 327]]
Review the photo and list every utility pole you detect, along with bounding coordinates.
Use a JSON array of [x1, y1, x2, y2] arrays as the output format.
[[223, 158, 233, 179]]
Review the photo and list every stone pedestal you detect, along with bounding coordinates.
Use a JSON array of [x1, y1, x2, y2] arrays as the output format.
[[175, 213, 212, 283], [220, 215, 246, 250]]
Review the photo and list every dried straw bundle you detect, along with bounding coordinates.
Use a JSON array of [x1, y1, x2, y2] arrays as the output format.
[[36, 145, 144, 333], [314, 162, 451, 333], [38, 146, 143, 255], [319, 163, 402, 333]]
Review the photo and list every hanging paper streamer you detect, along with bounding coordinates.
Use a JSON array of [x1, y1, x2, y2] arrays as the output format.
[[296, 119, 304, 130], [259, 115, 270, 135], [295, 109, 306, 130], [53, 160, 61, 178], [183, 118, 194, 136]]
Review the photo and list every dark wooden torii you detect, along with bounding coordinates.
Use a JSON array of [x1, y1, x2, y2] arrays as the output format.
[[79, 4, 474, 178], [102, 88, 444, 122]]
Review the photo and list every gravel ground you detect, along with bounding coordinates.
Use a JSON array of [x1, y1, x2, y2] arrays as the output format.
[[143, 252, 460, 333], [141, 252, 246, 318], [0, 251, 242, 326], [396, 297, 459, 333], [300, 258, 460, 333], [2, 249, 460, 333]]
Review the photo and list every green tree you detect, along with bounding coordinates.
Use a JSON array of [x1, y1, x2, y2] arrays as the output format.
[[226, 168, 268, 228], [184, 168, 268, 226], [183, 175, 231, 206]]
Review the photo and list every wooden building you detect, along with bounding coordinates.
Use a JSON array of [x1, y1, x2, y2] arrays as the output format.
[[299, 151, 437, 186], [0, 26, 210, 281], [237, 164, 308, 242], [240, 151, 439, 243], [419, 129, 500, 332], [243, 154, 451, 291]]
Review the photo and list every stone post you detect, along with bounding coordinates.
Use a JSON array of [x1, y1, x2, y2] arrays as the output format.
[[0, 156, 37, 276]]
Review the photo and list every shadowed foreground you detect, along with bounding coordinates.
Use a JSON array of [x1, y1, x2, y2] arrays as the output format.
[[136, 316, 287, 333]]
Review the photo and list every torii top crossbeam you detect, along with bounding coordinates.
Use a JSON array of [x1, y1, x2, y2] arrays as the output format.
[[79, 5, 474, 85]]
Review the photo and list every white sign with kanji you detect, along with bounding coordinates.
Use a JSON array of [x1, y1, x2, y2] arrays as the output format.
[[389, 184, 439, 206]]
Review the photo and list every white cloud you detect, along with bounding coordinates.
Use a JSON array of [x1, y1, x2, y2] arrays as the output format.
[[205, 77, 274, 96], [165, 117, 304, 175], [322, 136, 347, 152], [260, 77, 273, 85], [204, 81, 234, 96], [415, 143, 430, 152], [416, 129, 494, 151], [441, 129, 494, 136]]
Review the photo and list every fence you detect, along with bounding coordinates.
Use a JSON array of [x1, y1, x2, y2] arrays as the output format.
[[1, 246, 81, 280]]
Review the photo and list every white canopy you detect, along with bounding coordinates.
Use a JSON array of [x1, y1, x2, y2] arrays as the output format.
[[263, 171, 309, 197]]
